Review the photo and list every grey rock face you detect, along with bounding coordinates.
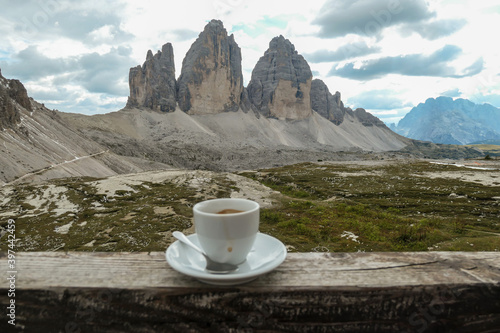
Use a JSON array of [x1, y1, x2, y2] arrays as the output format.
[[127, 43, 177, 112], [309, 79, 385, 127], [0, 69, 29, 129], [310, 79, 329, 119], [177, 19, 243, 114], [310, 79, 345, 125], [0, 87, 19, 130], [247, 36, 313, 119]]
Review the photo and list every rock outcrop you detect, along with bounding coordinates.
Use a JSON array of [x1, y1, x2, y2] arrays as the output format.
[[177, 19, 243, 114], [353, 108, 387, 127], [127, 43, 177, 112], [310, 79, 387, 127], [310, 79, 345, 125], [0, 88, 20, 130], [247, 36, 312, 120], [0, 69, 30, 129]]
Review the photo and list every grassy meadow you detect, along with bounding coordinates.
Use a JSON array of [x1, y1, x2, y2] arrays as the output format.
[[1, 159, 499, 252]]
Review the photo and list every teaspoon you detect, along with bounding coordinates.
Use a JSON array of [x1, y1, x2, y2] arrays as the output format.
[[172, 231, 239, 274]]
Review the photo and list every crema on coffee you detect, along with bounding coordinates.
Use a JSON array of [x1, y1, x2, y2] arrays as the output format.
[[216, 209, 244, 214]]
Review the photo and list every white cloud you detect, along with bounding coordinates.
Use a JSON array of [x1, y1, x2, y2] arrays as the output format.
[[313, 0, 436, 38], [329, 45, 484, 80]]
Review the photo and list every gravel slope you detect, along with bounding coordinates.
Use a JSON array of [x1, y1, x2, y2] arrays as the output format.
[[60, 107, 409, 172]]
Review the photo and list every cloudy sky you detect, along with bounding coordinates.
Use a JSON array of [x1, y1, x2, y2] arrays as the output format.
[[1, 0, 499, 124]]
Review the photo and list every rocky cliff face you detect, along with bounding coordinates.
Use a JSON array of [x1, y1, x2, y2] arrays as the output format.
[[310, 79, 345, 125], [177, 19, 243, 114], [0, 69, 30, 129], [127, 43, 177, 112], [0, 88, 19, 130], [247, 36, 312, 120]]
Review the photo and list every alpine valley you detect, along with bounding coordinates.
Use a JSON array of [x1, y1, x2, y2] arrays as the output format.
[[0, 20, 483, 185]]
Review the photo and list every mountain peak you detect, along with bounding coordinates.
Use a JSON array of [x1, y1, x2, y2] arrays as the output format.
[[177, 19, 243, 114], [247, 35, 312, 119], [205, 19, 225, 31], [127, 42, 176, 112], [269, 35, 295, 52]]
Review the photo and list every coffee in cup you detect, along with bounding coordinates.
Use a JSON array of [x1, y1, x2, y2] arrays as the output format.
[[193, 198, 259, 265]]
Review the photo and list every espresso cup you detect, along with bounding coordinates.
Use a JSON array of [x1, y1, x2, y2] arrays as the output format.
[[193, 198, 260, 265]]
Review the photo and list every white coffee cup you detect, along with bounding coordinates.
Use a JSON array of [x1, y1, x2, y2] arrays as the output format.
[[193, 198, 260, 265]]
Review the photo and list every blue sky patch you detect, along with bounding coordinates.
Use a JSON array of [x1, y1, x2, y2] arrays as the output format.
[[231, 15, 299, 37]]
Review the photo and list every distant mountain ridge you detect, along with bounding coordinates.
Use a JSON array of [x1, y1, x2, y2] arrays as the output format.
[[392, 96, 500, 145]]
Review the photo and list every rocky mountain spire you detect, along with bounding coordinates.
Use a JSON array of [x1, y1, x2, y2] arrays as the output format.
[[247, 36, 313, 120], [124, 20, 384, 128], [177, 19, 244, 114], [127, 43, 177, 112]]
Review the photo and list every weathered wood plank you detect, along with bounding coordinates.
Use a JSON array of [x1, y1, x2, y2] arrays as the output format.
[[1, 252, 499, 333], [9, 251, 500, 288]]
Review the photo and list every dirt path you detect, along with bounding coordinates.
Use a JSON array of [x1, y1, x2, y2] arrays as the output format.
[[466, 229, 500, 237], [2, 150, 109, 187]]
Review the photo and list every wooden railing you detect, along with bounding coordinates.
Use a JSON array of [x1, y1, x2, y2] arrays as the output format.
[[1, 251, 499, 332]]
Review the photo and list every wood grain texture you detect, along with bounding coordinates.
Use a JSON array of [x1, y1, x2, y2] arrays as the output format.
[[1, 252, 499, 333]]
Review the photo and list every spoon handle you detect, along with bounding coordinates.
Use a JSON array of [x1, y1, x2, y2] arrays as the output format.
[[172, 231, 205, 255]]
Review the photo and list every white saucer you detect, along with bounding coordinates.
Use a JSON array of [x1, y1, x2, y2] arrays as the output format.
[[166, 233, 287, 285]]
